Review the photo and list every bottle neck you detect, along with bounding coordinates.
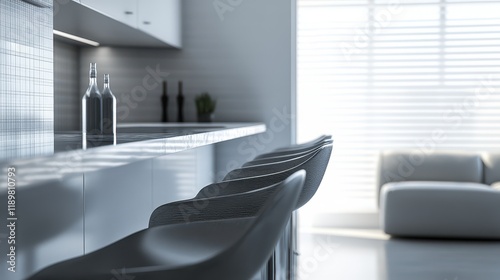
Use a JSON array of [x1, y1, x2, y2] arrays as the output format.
[[89, 69, 97, 86], [89, 76, 97, 86], [89, 62, 97, 85], [103, 74, 110, 89]]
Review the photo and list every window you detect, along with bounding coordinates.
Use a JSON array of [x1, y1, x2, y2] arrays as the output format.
[[297, 0, 500, 217]]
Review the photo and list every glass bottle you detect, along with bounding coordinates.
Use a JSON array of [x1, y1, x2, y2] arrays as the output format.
[[102, 74, 117, 144], [177, 80, 184, 122], [161, 80, 168, 122], [82, 63, 102, 142]]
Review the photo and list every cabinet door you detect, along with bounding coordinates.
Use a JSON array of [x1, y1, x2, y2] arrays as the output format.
[[80, 0, 138, 29], [137, 0, 181, 48]]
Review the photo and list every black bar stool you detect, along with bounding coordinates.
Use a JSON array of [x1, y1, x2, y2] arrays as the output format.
[[228, 138, 332, 280], [150, 142, 333, 280], [220, 143, 333, 209], [26, 171, 306, 280]]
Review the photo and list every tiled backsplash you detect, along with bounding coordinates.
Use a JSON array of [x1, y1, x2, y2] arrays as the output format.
[[0, 0, 54, 161]]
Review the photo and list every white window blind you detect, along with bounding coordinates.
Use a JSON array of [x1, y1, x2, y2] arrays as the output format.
[[297, 0, 500, 214]]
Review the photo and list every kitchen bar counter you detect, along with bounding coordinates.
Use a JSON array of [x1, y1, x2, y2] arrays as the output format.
[[1, 123, 265, 187], [0, 122, 265, 280]]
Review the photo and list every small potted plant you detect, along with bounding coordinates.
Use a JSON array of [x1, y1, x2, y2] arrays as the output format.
[[195, 92, 216, 122]]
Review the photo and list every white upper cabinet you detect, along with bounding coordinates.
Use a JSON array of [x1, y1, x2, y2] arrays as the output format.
[[80, 0, 138, 28], [63, 0, 181, 47], [137, 0, 181, 48]]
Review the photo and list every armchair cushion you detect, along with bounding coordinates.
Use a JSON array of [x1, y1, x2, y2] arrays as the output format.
[[377, 151, 483, 194], [380, 181, 500, 239]]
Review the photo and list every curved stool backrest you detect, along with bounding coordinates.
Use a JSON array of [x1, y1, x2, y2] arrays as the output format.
[[244, 139, 333, 167], [226, 148, 322, 180], [272, 135, 331, 153], [199, 144, 332, 209], [255, 135, 331, 160], [149, 179, 287, 226]]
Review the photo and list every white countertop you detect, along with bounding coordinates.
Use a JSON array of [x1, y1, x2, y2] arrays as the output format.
[[1, 123, 266, 187]]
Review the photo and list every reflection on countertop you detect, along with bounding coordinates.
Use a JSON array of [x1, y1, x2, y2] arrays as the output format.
[[0, 123, 266, 187], [54, 124, 227, 152]]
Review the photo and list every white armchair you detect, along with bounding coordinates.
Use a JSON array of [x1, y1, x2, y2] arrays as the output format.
[[378, 151, 500, 239]]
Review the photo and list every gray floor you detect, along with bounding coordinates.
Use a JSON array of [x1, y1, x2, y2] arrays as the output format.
[[297, 228, 500, 280]]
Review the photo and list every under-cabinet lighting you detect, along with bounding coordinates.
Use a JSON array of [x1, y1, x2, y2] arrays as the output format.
[[53, 30, 100, 47]]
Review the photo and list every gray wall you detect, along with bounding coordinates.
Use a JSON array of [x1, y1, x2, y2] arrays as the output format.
[[0, 0, 54, 161], [72, 0, 295, 176], [54, 40, 80, 131]]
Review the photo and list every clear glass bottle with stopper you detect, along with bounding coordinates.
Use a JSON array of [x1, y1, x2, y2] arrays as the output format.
[[102, 73, 117, 144], [82, 63, 102, 147]]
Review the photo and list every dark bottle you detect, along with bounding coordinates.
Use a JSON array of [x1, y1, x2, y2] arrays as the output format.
[[102, 74, 117, 144], [161, 80, 168, 122], [177, 80, 184, 122], [82, 63, 102, 139]]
